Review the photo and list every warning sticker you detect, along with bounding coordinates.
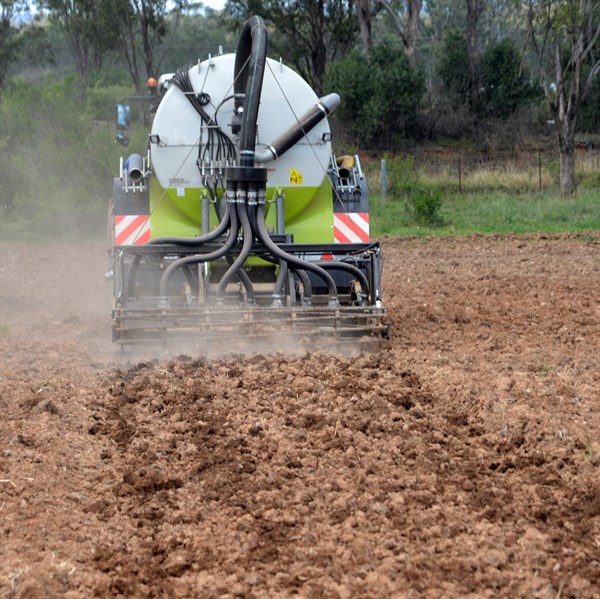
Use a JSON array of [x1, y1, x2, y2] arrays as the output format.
[[289, 169, 303, 184]]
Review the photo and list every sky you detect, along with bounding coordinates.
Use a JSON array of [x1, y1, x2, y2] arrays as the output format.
[[17, 1, 227, 22], [197, 0, 226, 10]]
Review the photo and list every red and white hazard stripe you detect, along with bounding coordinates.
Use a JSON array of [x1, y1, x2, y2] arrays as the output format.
[[114, 215, 151, 246], [334, 212, 369, 243]]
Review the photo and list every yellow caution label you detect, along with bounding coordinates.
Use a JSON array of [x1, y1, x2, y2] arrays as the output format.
[[289, 169, 303, 184]]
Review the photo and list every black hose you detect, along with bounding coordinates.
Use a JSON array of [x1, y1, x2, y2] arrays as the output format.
[[244, 197, 313, 305], [254, 202, 339, 306], [217, 200, 255, 303], [233, 16, 268, 167], [247, 200, 259, 240], [124, 250, 200, 301], [271, 259, 287, 307], [182, 264, 199, 297], [225, 255, 255, 304], [126, 203, 233, 298], [158, 203, 240, 302], [147, 201, 231, 246]]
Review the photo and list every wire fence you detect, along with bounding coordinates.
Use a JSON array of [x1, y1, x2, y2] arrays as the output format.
[[378, 147, 600, 196]]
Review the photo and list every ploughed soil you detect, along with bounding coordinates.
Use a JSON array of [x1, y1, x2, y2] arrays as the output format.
[[1, 234, 599, 598]]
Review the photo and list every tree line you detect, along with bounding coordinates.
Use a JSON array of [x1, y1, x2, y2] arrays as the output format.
[[1, 0, 599, 194]]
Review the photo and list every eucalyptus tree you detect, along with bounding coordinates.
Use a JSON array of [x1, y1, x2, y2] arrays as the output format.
[[114, 0, 189, 94], [38, 0, 189, 92], [374, 0, 422, 68], [223, 0, 358, 95], [1, 0, 27, 86], [526, 0, 600, 194], [356, 0, 373, 52], [38, 0, 123, 86], [466, 0, 480, 111]]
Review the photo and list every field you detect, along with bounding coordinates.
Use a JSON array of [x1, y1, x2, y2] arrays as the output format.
[[1, 235, 599, 598]]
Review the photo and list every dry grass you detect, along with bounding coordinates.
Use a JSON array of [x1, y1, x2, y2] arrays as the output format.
[[49, 556, 76, 585], [448, 164, 554, 193], [3, 568, 29, 599], [366, 149, 600, 196], [576, 152, 600, 177]]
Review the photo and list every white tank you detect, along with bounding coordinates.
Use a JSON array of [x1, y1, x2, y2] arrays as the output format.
[[150, 53, 332, 192]]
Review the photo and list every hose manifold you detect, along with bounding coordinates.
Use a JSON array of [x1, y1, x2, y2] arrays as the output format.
[[226, 166, 268, 185]]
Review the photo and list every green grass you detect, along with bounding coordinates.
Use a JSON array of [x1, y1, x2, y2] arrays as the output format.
[[367, 151, 600, 237], [371, 188, 600, 238]]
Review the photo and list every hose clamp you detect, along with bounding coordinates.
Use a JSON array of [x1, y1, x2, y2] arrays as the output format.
[[247, 190, 258, 205]]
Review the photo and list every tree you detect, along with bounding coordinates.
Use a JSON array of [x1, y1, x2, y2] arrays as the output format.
[[356, 0, 373, 52], [376, 0, 422, 68], [116, 0, 189, 94], [466, 0, 481, 112], [1, 0, 28, 86], [526, 0, 600, 194], [161, 9, 234, 72], [39, 0, 123, 86], [38, 0, 188, 91], [425, 0, 467, 43], [224, 0, 358, 95]]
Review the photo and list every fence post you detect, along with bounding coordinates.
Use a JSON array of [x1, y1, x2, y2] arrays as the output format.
[[538, 149, 542, 190], [381, 159, 387, 200], [458, 155, 462, 193]]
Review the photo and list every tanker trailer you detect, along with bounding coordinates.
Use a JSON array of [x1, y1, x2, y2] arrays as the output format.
[[109, 16, 388, 349]]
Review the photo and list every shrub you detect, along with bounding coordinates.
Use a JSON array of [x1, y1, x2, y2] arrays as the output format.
[[0, 75, 131, 238], [404, 185, 445, 226], [385, 156, 445, 227], [435, 29, 469, 105], [479, 39, 540, 119]]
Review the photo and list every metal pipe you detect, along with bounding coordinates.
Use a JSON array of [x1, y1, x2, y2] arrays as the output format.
[[202, 193, 210, 235], [254, 94, 341, 164], [125, 153, 144, 183], [276, 190, 285, 234], [336, 155, 354, 179]]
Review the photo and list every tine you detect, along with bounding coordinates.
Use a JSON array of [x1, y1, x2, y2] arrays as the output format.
[[113, 304, 389, 347]]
